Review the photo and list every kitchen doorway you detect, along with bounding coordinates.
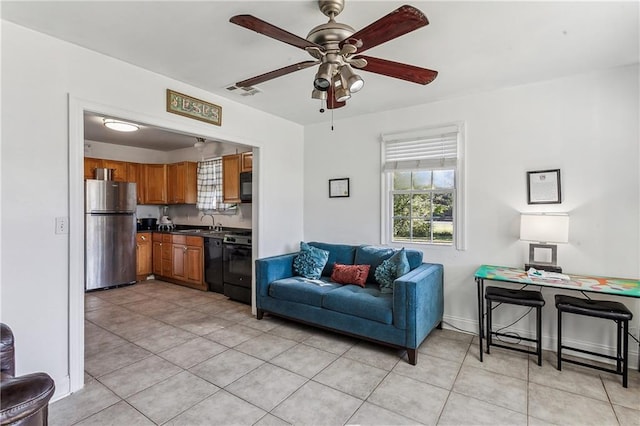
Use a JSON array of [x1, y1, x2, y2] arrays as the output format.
[[68, 95, 261, 395]]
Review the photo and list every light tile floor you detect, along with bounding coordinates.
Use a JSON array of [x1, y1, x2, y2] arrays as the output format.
[[52, 280, 640, 425]]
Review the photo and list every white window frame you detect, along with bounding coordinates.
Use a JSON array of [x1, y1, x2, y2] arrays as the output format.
[[380, 122, 467, 250]]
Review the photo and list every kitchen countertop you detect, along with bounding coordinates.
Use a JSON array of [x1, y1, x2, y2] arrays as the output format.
[[138, 226, 250, 239]]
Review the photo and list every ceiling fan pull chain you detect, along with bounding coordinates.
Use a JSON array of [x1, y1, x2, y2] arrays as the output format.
[[331, 108, 334, 131]]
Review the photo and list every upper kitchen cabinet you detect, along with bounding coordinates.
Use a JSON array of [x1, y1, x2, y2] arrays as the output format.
[[144, 164, 168, 204], [84, 157, 102, 179], [222, 152, 252, 203], [127, 162, 145, 204], [101, 159, 129, 182], [167, 162, 197, 204], [222, 154, 241, 203], [241, 152, 253, 172]]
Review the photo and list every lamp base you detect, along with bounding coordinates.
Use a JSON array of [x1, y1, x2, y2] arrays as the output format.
[[525, 263, 563, 273]]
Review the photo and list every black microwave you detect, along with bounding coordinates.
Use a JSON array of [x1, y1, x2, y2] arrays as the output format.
[[240, 171, 252, 202]]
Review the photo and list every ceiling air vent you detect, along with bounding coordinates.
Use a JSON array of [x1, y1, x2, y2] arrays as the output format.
[[225, 84, 262, 97]]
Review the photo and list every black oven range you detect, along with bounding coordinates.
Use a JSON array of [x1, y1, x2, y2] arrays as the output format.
[[222, 230, 252, 304]]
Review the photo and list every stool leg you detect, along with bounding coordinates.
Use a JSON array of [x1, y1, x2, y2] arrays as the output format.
[[557, 308, 562, 371], [623, 319, 628, 388], [486, 299, 492, 354], [536, 305, 542, 366], [616, 320, 622, 374]]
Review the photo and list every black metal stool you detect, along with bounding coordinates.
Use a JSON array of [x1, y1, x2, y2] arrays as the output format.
[[485, 286, 545, 366], [555, 294, 633, 388]]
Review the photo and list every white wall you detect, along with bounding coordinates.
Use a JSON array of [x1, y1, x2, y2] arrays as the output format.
[[1, 21, 304, 399], [304, 65, 640, 358]]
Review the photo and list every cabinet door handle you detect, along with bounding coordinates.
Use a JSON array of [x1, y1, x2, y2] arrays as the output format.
[[141, 235, 147, 241]]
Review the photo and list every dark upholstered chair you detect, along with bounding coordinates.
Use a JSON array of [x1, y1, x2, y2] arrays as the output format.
[[1, 323, 55, 426]]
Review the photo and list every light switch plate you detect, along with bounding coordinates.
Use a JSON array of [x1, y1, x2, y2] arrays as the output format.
[[55, 217, 68, 234]]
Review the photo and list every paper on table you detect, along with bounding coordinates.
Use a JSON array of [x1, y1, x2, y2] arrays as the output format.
[[527, 268, 570, 281]]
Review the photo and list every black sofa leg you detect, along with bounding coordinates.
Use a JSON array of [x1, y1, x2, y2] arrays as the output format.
[[256, 309, 264, 320], [437, 321, 443, 330], [407, 348, 417, 365]]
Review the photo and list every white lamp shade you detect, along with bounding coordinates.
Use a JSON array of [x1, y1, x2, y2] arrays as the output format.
[[520, 213, 569, 243]]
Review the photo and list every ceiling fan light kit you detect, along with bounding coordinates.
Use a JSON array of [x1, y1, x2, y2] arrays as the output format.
[[230, 0, 438, 112]]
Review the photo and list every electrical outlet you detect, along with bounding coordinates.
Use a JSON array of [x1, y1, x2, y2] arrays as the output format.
[[55, 217, 68, 234]]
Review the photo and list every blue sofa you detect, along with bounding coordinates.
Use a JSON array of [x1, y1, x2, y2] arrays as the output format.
[[255, 242, 444, 364]]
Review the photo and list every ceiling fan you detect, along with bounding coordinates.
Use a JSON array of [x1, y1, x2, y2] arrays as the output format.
[[230, 0, 438, 110]]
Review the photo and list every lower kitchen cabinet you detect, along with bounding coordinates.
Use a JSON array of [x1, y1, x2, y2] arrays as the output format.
[[136, 232, 152, 281], [152, 233, 205, 291]]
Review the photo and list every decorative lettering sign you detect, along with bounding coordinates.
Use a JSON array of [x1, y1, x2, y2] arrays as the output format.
[[166, 89, 222, 126]]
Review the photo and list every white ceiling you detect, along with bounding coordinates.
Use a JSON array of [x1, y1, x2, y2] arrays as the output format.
[[3, 1, 638, 148]]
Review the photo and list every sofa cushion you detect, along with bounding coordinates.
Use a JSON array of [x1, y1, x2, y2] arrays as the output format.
[[375, 248, 411, 293], [330, 264, 370, 287], [308, 242, 357, 276], [269, 277, 340, 307], [354, 246, 396, 283], [293, 242, 330, 279], [321, 285, 393, 324]]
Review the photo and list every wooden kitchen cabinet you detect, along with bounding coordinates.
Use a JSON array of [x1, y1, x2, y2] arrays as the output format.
[[152, 233, 164, 276], [152, 233, 205, 291], [184, 237, 204, 286], [136, 232, 152, 281], [127, 162, 145, 204], [222, 154, 241, 203], [102, 159, 129, 182], [167, 162, 197, 204], [144, 164, 168, 204], [241, 152, 253, 172], [84, 157, 102, 179]]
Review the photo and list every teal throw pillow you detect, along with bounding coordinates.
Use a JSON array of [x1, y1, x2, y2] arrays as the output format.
[[293, 242, 330, 279], [374, 248, 410, 293]]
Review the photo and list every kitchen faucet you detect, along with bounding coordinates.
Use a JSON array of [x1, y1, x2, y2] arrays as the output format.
[[201, 213, 215, 230]]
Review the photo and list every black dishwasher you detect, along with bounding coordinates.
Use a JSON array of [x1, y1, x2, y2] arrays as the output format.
[[204, 237, 224, 293]]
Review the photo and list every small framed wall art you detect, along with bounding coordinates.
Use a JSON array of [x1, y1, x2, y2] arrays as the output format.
[[527, 169, 561, 204], [166, 89, 222, 126], [329, 178, 350, 198]]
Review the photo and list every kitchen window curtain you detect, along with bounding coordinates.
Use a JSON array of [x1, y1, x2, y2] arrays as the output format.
[[196, 158, 230, 211]]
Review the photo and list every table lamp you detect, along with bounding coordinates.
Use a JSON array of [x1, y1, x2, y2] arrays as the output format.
[[520, 213, 569, 272]]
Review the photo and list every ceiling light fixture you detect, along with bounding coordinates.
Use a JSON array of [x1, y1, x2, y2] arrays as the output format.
[[103, 119, 139, 132], [339, 64, 364, 93], [313, 62, 335, 91], [333, 73, 351, 102]]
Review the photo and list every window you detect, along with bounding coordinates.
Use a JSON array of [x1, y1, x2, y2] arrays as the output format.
[[196, 158, 233, 212], [381, 123, 466, 249]]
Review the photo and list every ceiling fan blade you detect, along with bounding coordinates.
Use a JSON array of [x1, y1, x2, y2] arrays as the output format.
[[341, 5, 428, 54], [236, 61, 318, 87], [355, 55, 438, 85], [230, 15, 324, 51], [326, 85, 346, 109]]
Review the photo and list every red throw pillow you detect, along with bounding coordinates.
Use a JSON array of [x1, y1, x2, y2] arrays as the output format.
[[330, 264, 371, 287]]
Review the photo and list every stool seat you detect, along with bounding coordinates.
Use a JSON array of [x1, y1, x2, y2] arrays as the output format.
[[485, 287, 546, 307], [555, 295, 632, 321]]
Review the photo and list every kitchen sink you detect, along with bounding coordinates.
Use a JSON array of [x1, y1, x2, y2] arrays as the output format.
[[177, 229, 204, 233]]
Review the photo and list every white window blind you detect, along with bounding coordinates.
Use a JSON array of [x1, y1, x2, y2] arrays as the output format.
[[382, 124, 459, 171]]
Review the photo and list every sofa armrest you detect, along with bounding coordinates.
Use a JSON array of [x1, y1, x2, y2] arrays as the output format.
[[255, 253, 297, 299], [0, 372, 55, 425], [392, 263, 444, 347], [1, 323, 15, 377]]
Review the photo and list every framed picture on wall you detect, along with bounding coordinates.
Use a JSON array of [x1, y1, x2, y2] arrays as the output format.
[[329, 178, 350, 198], [527, 169, 561, 204]]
